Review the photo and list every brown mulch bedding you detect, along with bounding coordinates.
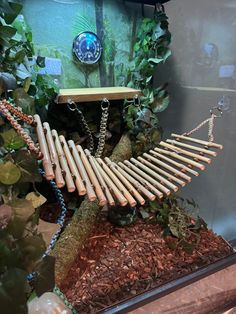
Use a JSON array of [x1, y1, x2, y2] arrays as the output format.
[[60, 216, 234, 314]]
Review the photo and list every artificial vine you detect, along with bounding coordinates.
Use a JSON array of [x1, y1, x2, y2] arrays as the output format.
[[0, 1, 58, 113], [0, 3, 58, 313], [124, 9, 171, 156]]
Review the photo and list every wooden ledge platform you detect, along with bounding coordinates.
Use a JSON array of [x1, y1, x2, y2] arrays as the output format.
[[56, 87, 142, 104]]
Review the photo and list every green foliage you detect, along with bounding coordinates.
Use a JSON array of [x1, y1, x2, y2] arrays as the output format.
[[0, 1, 58, 109], [140, 195, 207, 254], [1, 128, 25, 150], [124, 11, 171, 156]]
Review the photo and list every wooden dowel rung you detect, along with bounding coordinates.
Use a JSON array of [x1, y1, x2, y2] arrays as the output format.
[[34, 114, 54, 180], [114, 163, 156, 202], [119, 161, 164, 199], [68, 140, 96, 202], [85, 149, 115, 206], [171, 133, 223, 150], [151, 149, 198, 177], [166, 139, 217, 157], [154, 147, 205, 170], [160, 141, 211, 164], [43, 122, 65, 188], [138, 156, 185, 187], [97, 158, 137, 207], [104, 157, 145, 205], [59, 135, 86, 195], [92, 158, 128, 207], [143, 153, 187, 186], [130, 158, 175, 193], [77, 145, 107, 207], [51, 130, 75, 192]]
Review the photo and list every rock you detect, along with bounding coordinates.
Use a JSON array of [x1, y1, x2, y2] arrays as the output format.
[[28, 292, 72, 314]]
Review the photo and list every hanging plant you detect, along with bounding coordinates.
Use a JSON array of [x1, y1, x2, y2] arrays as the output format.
[[124, 9, 171, 156]]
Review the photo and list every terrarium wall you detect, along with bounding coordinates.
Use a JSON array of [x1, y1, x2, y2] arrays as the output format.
[[22, 0, 141, 88], [151, 0, 236, 240]]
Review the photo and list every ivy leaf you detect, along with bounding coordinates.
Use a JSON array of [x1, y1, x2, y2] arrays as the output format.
[[26, 192, 47, 209], [0, 25, 16, 39], [18, 235, 46, 270], [0, 161, 21, 185], [181, 240, 196, 255], [33, 256, 55, 297], [37, 219, 60, 247], [1, 129, 25, 150], [151, 95, 170, 113], [23, 77, 32, 93], [136, 132, 146, 143], [150, 129, 161, 143], [36, 56, 46, 68], [1, 2, 22, 24], [13, 150, 41, 183], [9, 198, 34, 222], [13, 88, 35, 115], [0, 268, 28, 314]]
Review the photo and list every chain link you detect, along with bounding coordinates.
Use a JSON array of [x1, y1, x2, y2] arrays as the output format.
[[67, 100, 94, 153], [67, 99, 110, 158], [95, 98, 110, 158]]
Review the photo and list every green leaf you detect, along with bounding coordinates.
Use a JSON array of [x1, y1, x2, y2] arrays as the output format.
[[1, 128, 25, 150], [13, 88, 35, 115], [23, 77, 32, 93], [13, 150, 41, 183], [152, 95, 170, 113], [9, 198, 34, 222], [7, 216, 27, 239], [150, 129, 161, 143], [37, 219, 60, 247], [0, 268, 28, 314], [1, 2, 22, 24], [33, 256, 55, 297], [0, 25, 16, 39], [36, 56, 45, 68], [181, 240, 196, 255], [25, 192, 47, 209], [136, 132, 146, 142], [18, 235, 46, 269], [1, 129, 25, 149], [0, 161, 21, 185]]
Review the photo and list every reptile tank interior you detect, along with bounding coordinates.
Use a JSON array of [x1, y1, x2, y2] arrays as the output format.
[[0, 0, 236, 313]]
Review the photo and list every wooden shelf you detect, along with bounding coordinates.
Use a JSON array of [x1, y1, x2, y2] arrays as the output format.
[[56, 87, 142, 104]]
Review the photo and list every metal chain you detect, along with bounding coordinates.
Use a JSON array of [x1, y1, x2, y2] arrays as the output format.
[[67, 100, 94, 153], [95, 98, 110, 158], [0, 100, 42, 159]]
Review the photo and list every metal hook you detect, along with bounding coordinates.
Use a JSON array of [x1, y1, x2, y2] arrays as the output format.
[[67, 99, 78, 112], [210, 106, 223, 118], [101, 98, 110, 110]]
